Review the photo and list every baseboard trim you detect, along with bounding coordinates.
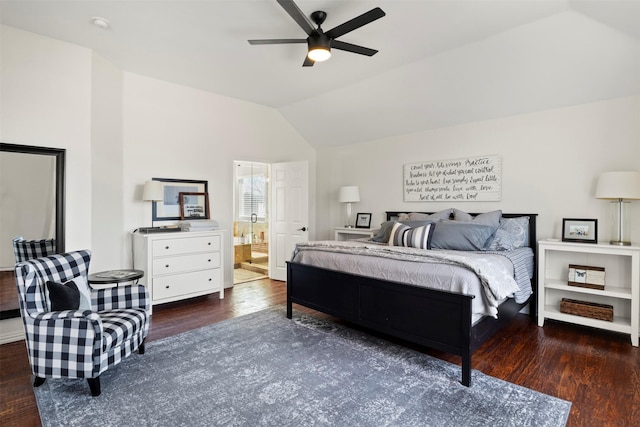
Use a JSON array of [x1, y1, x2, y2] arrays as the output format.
[[0, 329, 24, 344]]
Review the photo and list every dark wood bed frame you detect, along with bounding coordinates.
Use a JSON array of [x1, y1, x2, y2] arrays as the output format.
[[286, 212, 538, 386]]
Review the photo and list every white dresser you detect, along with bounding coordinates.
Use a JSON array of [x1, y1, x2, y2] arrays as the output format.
[[133, 230, 224, 306]]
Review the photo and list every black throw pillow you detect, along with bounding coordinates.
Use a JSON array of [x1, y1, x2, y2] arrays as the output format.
[[46, 280, 80, 311]]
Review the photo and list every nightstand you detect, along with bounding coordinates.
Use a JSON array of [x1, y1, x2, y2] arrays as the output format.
[[538, 239, 639, 346], [334, 227, 377, 241]]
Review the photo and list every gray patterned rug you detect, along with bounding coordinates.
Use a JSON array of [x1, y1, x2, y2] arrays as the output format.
[[34, 308, 570, 426]]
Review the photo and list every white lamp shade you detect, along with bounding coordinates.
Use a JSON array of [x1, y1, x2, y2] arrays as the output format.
[[338, 186, 360, 203], [595, 171, 640, 200], [142, 180, 163, 201]]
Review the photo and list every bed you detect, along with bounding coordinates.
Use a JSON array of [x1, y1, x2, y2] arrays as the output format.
[[286, 210, 538, 386]]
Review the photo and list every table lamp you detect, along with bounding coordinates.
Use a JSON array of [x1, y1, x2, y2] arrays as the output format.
[[141, 180, 163, 231], [338, 186, 360, 228], [595, 171, 640, 245], [142, 180, 163, 203]]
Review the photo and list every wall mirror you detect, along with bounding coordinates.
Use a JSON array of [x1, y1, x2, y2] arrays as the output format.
[[0, 143, 65, 319]]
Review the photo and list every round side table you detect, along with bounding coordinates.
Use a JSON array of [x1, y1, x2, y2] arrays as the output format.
[[88, 269, 144, 286]]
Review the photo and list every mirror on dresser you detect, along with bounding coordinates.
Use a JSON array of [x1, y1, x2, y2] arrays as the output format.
[[0, 143, 65, 319]]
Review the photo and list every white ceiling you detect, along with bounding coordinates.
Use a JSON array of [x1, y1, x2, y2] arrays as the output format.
[[1, 0, 639, 148]]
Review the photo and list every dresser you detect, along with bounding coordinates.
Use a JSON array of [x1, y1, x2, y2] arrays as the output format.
[[133, 230, 224, 306]]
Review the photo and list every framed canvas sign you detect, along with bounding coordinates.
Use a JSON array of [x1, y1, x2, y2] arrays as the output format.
[[403, 155, 501, 202], [562, 218, 597, 244], [179, 192, 210, 220], [152, 178, 208, 221]]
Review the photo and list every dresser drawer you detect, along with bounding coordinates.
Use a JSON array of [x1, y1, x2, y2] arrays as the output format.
[[152, 235, 221, 257], [152, 252, 220, 275], [152, 269, 221, 301]]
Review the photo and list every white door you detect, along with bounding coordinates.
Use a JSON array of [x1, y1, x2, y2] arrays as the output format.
[[269, 161, 309, 281]]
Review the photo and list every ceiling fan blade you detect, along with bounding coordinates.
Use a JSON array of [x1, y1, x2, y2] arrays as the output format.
[[248, 39, 306, 45], [277, 0, 316, 36], [302, 56, 315, 67], [325, 7, 385, 39], [331, 40, 378, 56]]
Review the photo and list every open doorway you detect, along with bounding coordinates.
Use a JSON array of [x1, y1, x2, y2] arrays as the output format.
[[233, 161, 269, 284]]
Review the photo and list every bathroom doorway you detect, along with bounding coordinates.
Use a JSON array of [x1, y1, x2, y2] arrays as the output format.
[[233, 161, 269, 284]]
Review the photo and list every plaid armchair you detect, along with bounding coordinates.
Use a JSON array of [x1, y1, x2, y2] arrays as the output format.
[[12, 236, 57, 262], [14, 250, 150, 396]]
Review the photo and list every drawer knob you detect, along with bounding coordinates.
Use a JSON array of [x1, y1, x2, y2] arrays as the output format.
[[165, 246, 169, 250], [165, 285, 170, 289], [208, 259, 211, 262], [208, 242, 211, 245], [165, 264, 170, 268], [208, 278, 212, 281]]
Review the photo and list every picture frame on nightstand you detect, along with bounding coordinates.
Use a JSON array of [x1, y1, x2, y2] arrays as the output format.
[[355, 213, 372, 228], [562, 218, 597, 243]]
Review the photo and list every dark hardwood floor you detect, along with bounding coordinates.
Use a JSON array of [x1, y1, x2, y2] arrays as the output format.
[[0, 271, 19, 313], [1, 278, 638, 426]]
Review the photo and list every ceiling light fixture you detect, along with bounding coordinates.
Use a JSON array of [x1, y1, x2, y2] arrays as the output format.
[[307, 34, 331, 62], [91, 16, 110, 29]]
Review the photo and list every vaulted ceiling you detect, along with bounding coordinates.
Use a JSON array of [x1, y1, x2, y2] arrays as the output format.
[[2, 0, 639, 148]]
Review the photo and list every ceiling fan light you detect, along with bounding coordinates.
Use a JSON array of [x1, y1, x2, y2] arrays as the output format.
[[308, 47, 331, 62]]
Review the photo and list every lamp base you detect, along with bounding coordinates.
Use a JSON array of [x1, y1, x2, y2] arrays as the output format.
[[609, 240, 631, 246]]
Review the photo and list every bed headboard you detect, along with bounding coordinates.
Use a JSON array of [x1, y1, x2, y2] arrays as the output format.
[[385, 211, 539, 314], [385, 211, 537, 251]]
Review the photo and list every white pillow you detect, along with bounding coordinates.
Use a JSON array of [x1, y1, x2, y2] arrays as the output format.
[[73, 275, 93, 310]]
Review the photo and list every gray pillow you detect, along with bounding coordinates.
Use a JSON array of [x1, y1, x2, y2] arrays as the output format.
[[486, 216, 529, 251], [430, 222, 497, 251], [399, 209, 452, 221], [452, 209, 502, 228], [372, 220, 438, 243]]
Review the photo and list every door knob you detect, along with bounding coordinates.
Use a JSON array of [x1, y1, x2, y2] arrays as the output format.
[[297, 227, 307, 232]]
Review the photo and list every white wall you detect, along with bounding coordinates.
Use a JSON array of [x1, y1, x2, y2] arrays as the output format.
[[0, 25, 93, 342], [90, 53, 125, 272], [0, 25, 93, 251], [121, 73, 316, 286], [316, 96, 640, 244]]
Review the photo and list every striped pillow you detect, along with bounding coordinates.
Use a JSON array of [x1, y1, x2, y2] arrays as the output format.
[[388, 222, 435, 249]]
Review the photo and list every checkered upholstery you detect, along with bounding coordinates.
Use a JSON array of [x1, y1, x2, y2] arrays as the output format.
[[14, 250, 150, 384], [12, 236, 57, 263]]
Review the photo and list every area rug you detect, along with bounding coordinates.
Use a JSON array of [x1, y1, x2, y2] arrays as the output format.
[[34, 308, 571, 426]]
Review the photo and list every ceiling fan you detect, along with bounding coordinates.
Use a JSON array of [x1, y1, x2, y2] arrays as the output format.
[[248, 0, 386, 67]]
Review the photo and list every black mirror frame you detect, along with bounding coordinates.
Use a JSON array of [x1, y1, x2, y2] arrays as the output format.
[[0, 142, 65, 319]]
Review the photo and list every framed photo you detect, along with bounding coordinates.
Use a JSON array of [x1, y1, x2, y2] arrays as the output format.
[[562, 218, 597, 244], [179, 192, 210, 220], [152, 178, 208, 221], [355, 213, 372, 229]]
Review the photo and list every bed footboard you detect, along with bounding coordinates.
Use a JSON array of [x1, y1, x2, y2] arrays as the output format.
[[287, 261, 475, 386]]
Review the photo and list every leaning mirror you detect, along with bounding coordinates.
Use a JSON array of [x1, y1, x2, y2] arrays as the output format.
[[0, 143, 65, 319]]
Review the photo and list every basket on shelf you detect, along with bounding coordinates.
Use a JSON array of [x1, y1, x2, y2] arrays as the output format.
[[560, 298, 613, 322]]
